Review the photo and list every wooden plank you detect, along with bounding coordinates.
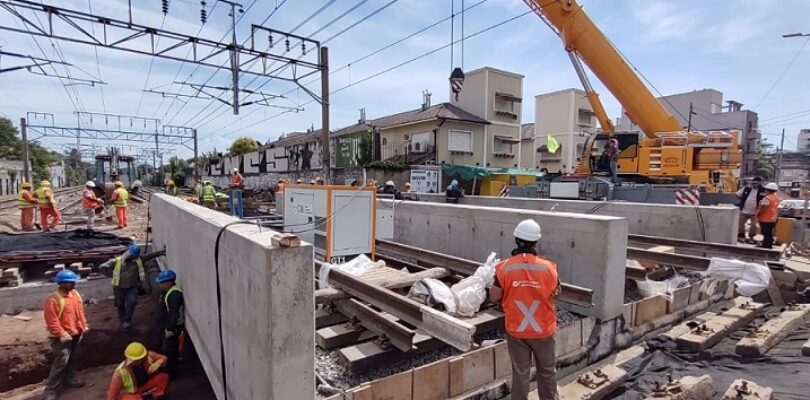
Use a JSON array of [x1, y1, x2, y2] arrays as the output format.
[[412, 359, 449, 400], [722, 380, 773, 400], [448, 357, 464, 397], [667, 286, 691, 314], [335, 299, 416, 352], [316, 324, 376, 349], [556, 365, 628, 400], [765, 278, 785, 306], [635, 295, 668, 326], [370, 370, 413, 400], [348, 384, 372, 400], [676, 297, 765, 352], [461, 346, 495, 393], [493, 342, 511, 379], [735, 304, 810, 356]]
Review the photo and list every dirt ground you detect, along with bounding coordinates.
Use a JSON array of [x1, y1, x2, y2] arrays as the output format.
[[0, 190, 150, 242], [0, 294, 214, 399]]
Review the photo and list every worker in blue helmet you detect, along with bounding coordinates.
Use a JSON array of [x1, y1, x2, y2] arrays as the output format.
[[42, 270, 88, 400], [99, 244, 164, 329], [156, 269, 185, 376]]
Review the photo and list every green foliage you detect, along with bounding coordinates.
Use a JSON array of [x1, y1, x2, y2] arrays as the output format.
[[754, 140, 775, 181], [363, 160, 407, 172], [356, 132, 373, 166], [63, 149, 93, 186], [0, 117, 22, 159], [227, 137, 261, 156]]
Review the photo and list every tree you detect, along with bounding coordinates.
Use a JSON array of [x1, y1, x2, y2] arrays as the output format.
[[227, 136, 261, 156], [753, 140, 776, 181]]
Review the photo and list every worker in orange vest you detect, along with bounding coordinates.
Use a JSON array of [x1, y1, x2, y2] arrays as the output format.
[[17, 181, 38, 231], [43, 270, 88, 400], [489, 219, 560, 400], [229, 168, 245, 218], [82, 181, 101, 230], [110, 181, 129, 229], [757, 182, 781, 249], [106, 342, 170, 400], [276, 178, 287, 194], [35, 180, 61, 232]]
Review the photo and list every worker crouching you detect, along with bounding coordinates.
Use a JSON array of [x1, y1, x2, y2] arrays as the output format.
[[111, 181, 129, 229], [156, 269, 185, 377], [489, 219, 560, 400], [43, 270, 88, 400], [107, 342, 170, 400]]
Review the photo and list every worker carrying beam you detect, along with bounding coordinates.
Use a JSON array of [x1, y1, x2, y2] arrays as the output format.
[[229, 167, 245, 218], [82, 181, 101, 230], [110, 181, 129, 230], [165, 180, 178, 196], [35, 180, 62, 232], [17, 181, 38, 231], [156, 269, 185, 376], [201, 181, 217, 209], [100, 244, 162, 329], [106, 342, 170, 400], [43, 270, 88, 400], [489, 219, 560, 400]]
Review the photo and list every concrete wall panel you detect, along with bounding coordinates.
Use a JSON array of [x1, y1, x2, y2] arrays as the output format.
[[391, 201, 627, 320], [151, 194, 313, 400]]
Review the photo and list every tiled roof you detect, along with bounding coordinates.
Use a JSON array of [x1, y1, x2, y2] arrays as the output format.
[[371, 102, 489, 129]]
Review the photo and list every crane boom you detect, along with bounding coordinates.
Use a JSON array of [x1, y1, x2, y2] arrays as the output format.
[[525, 0, 683, 138]]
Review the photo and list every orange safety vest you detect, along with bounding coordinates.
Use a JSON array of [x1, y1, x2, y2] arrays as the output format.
[[230, 173, 244, 187], [277, 182, 285, 193], [495, 253, 559, 339], [81, 189, 99, 209], [757, 193, 780, 223]]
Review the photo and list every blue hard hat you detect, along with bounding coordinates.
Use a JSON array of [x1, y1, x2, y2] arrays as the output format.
[[128, 244, 141, 257], [156, 269, 177, 284], [55, 270, 80, 284]]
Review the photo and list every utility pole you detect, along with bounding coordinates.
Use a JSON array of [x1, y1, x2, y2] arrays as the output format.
[[320, 46, 330, 184], [20, 117, 30, 182], [225, 0, 242, 115], [687, 102, 697, 132], [776, 128, 785, 184], [193, 128, 200, 181]]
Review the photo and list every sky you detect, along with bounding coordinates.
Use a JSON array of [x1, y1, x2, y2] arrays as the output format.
[[0, 0, 808, 160]]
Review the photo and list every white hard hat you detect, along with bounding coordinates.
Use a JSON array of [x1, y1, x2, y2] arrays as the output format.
[[514, 219, 542, 242], [232, 168, 239, 173], [85, 181, 95, 188], [386, 180, 395, 186], [765, 182, 779, 191]]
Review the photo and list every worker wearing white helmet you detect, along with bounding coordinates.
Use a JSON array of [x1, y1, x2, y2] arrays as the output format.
[[756, 182, 781, 249], [81, 181, 101, 230], [378, 179, 402, 199], [229, 167, 245, 218], [489, 219, 560, 400]]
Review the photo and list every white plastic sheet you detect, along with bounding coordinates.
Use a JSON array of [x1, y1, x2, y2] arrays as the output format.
[[318, 254, 382, 289], [703, 257, 771, 297], [451, 252, 500, 317], [407, 278, 457, 314], [636, 275, 690, 302]]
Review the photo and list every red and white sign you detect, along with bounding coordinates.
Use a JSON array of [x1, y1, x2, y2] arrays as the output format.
[[675, 188, 700, 205]]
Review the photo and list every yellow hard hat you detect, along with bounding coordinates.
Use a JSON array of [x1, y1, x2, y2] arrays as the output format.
[[124, 342, 147, 361], [167, 180, 175, 186], [21, 181, 32, 189], [40, 180, 50, 186], [114, 181, 124, 187]]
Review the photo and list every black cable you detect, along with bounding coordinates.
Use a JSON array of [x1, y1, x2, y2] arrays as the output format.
[[753, 36, 810, 111], [213, 220, 255, 400]]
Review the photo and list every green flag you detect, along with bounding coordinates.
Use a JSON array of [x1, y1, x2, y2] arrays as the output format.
[[547, 134, 560, 154]]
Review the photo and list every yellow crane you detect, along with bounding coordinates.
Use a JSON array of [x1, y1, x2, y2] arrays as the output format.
[[525, 0, 741, 192]]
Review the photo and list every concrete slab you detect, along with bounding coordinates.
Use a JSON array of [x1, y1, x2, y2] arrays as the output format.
[[0, 276, 111, 314], [391, 200, 628, 320], [415, 193, 739, 244], [556, 320, 583, 356], [803, 337, 810, 356], [661, 311, 717, 340], [151, 194, 314, 400], [676, 298, 765, 352], [722, 380, 773, 400], [644, 375, 714, 400], [735, 304, 810, 356], [555, 365, 628, 400]]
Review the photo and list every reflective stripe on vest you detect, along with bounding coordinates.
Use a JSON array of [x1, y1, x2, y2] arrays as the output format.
[[35, 187, 54, 206], [202, 186, 216, 202], [111, 257, 145, 287], [758, 194, 780, 223], [18, 190, 34, 209], [504, 263, 549, 273], [52, 290, 83, 318], [515, 300, 542, 333], [164, 285, 185, 326], [116, 355, 156, 394], [166, 187, 177, 196], [113, 188, 128, 207]]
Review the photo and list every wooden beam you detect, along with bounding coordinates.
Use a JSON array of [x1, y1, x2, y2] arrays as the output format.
[[314, 267, 451, 304]]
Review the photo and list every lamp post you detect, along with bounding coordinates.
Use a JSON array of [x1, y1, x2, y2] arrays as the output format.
[[782, 32, 810, 38]]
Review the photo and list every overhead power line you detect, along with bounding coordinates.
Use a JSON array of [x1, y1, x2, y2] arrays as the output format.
[[752, 36, 809, 111]]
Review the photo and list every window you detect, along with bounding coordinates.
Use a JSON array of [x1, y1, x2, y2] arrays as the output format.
[[493, 135, 518, 155], [382, 137, 388, 146], [494, 92, 521, 120], [577, 109, 593, 127], [448, 130, 473, 152]]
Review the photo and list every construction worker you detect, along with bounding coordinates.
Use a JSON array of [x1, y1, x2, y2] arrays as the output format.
[[165, 180, 178, 196], [229, 167, 245, 218], [106, 342, 169, 400], [296, 178, 303, 184], [379, 180, 402, 199], [110, 181, 129, 229], [201, 181, 217, 209], [156, 269, 184, 376], [404, 182, 412, 193], [100, 244, 157, 329], [276, 178, 287, 194], [17, 181, 38, 231], [606, 138, 620, 184], [736, 176, 764, 242], [445, 180, 464, 203], [35, 180, 62, 232], [316, 177, 325, 185], [43, 270, 88, 400], [757, 182, 781, 249], [489, 219, 560, 400], [309, 179, 316, 185], [82, 181, 101, 230]]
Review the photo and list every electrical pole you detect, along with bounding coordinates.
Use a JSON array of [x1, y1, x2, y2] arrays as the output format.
[[320, 46, 330, 184], [776, 128, 785, 184], [193, 128, 200, 182], [228, 1, 240, 115], [687, 102, 697, 132], [20, 117, 30, 182]]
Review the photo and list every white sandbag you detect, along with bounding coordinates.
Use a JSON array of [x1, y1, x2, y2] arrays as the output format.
[[703, 257, 771, 297], [636, 275, 690, 301], [407, 278, 457, 314], [451, 275, 488, 317]]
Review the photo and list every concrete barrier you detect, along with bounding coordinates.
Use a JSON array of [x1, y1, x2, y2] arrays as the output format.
[[390, 200, 627, 320], [151, 194, 314, 400], [416, 193, 738, 244]]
